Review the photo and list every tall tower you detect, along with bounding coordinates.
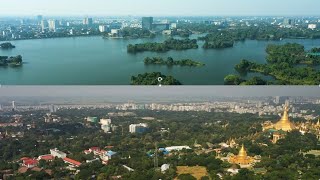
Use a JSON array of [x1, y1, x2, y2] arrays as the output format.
[[142, 17, 153, 30], [274, 96, 280, 104], [48, 20, 59, 32], [12, 101, 15, 111], [41, 20, 48, 32], [83, 17, 93, 26]]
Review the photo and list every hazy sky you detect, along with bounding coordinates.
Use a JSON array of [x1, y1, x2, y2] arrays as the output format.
[[0, 0, 319, 16]]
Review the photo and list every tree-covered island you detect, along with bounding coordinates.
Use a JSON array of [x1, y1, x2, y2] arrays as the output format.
[[0, 42, 16, 49], [131, 72, 182, 85], [225, 43, 320, 85], [144, 57, 205, 67], [197, 26, 320, 49], [127, 38, 198, 53], [0, 55, 23, 67]]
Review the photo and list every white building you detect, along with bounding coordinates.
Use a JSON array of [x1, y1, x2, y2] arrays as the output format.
[[161, 164, 170, 173], [100, 119, 112, 133], [129, 123, 148, 133], [50, 148, 67, 158], [41, 20, 48, 32], [48, 20, 59, 32], [165, 146, 191, 152], [110, 29, 120, 36], [100, 119, 111, 125], [99, 25, 108, 32], [69, 29, 75, 35], [12, 101, 15, 110], [170, 23, 177, 29], [308, 24, 317, 30]]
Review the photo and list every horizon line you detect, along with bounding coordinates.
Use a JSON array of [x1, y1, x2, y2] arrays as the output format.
[[0, 14, 320, 18]]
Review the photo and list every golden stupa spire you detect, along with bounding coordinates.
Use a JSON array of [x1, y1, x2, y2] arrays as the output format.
[[238, 144, 247, 157], [274, 104, 295, 131], [281, 105, 289, 121]]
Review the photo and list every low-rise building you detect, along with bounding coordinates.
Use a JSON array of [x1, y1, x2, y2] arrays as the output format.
[[63, 157, 82, 167], [50, 148, 67, 158], [165, 146, 191, 152]]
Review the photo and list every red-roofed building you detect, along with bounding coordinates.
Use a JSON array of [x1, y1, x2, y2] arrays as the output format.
[[20, 157, 30, 161], [38, 155, 54, 161], [18, 167, 28, 174], [90, 147, 100, 151], [63, 157, 82, 167], [22, 159, 38, 168], [84, 147, 105, 156]]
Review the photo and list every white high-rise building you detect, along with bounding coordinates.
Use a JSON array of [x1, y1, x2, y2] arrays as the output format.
[[41, 20, 48, 32], [12, 101, 15, 110], [99, 25, 107, 32], [49, 104, 56, 113], [83, 17, 93, 26], [274, 96, 280, 104], [48, 20, 59, 32], [129, 123, 148, 133]]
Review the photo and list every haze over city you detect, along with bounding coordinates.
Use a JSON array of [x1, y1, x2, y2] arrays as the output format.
[[0, 0, 320, 16]]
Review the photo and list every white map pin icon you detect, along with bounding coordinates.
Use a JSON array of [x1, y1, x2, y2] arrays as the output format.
[[158, 77, 163, 87]]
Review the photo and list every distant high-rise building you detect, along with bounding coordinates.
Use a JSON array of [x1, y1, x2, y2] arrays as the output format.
[[83, 17, 93, 26], [37, 15, 43, 23], [99, 25, 108, 32], [12, 101, 15, 111], [142, 17, 153, 30], [170, 23, 177, 29], [49, 104, 56, 113], [41, 20, 48, 32], [48, 20, 59, 32], [69, 29, 75, 35], [285, 100, 290, 107], [274, 96, 280, 104], [129, 123, 148, 133], [283, 18, 292, 27]]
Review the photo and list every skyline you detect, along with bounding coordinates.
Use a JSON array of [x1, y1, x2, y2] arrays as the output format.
[[0, 86, 319, 98], [0, 0, 320, 16]]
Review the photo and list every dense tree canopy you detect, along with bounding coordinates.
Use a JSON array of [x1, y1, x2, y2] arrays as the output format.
[[130, 72, 182, 85], [127, 38, 198, 53], [144, 57, 205, 67]]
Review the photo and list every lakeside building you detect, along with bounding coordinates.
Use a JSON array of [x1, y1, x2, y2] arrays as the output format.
[[83, 17, 93, 26], [48, 20, 59, 32], [99, 25, 108, 32]]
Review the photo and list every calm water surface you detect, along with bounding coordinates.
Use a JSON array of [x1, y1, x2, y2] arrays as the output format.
[[0, 35, 319, 85]]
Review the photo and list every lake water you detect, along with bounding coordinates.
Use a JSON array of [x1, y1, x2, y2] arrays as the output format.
[[0, 35, 319, 85]]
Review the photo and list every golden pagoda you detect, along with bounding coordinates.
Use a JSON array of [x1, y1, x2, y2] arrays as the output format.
[[229, 144, 254, 167], [315, 119, 320, 128], [274, 105, 295, 131]]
